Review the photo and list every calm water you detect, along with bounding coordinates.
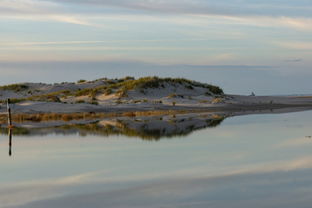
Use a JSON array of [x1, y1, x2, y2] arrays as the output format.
[[1, 110, 312, 208]]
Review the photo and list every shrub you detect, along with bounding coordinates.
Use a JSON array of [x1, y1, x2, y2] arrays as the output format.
[[0, 84, 29, 92], [62, 114, 73, 121], [105, 88, 112, 95], [205, 92, 212, 96], [116, 100, 123, 104], [77, 79, 87, 83], [46, 95, 61, 102], [90, 101, 99, 105], [75, 100, 85, 104], [8, 98, 26, 103], [211, 98, 224, 104], [122, 112, 136, 117], [185, 85, 194, 90], [168, 93, 177, 98], [208, 86, 223, 95]]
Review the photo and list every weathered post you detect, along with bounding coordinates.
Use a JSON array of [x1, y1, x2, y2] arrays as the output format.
[[8, 128, 12, 157], [7, 99, 13, 156], [7, 99, 12, 128]]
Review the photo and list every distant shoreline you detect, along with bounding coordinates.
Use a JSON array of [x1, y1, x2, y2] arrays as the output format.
[[1, 99, 312, 127], [1, 77, 312, 117]]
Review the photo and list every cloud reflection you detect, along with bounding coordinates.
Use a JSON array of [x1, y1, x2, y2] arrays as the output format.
[[2, 156, 312, 208]]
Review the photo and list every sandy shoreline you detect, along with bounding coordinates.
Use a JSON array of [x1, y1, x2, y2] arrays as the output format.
[[1, 78, 312, 116], [0, 95, 312, 139], [1, 95, 312, 114], [1, 104, 311, 139]]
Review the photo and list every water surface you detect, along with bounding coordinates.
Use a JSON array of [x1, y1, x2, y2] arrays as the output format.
[[1, 111, 312, 208]]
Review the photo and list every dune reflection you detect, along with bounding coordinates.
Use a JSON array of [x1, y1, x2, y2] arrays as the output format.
[[7, 128, 13, 157], [0, 113, 226, 140]]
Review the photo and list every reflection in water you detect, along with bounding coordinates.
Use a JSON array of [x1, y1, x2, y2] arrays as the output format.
[[8, 128, 12, 156], [1, 110, 312, 208], [0, 113, 226, 140]]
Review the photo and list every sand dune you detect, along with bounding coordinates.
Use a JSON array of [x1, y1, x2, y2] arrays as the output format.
[[0, 77, 312, 114]]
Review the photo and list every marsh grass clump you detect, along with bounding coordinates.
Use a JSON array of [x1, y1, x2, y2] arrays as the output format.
[[77, 79, 87, 83], [211, 98, 224, 104], [75, 88, 95, 97], [122, 112, 136, 117], [168, 93, 177, 98], [104, 88, 112, 95], [8, 98, 26, 103], [108, 76, 224, 96], [90, 100, 99, 105], [185, 85, 194, 90], [0, 84, 29, 92], [116, 99, 123, 104], [207, 85, 223, 95], [75, 100, 86, 104]]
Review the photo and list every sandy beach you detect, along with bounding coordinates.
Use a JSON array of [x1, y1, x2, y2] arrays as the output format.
[[1, 77, 312, 115], [1, 94, 312, 114]]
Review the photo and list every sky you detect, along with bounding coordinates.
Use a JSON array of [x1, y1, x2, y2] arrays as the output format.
[[0, 0, 312, 94]]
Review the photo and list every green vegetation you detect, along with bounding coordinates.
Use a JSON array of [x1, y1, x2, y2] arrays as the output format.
[[90, 100, 99, 105], [8, 98, 27, 104], [211, 98, 224, 104], [0, 84, 29, 92], [168, 93, 177, 98], [93, 76, 223, 97], [0, 76, 224, 103], [77, 79, 87, 83], [75, 100, 86, 104]]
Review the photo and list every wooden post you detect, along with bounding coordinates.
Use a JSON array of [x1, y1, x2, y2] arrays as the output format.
[[6, 99, 13, 156], [8, 128, 12, 157], [7, 99, 12, 128]]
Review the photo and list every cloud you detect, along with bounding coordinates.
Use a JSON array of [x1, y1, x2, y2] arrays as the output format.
[[284, 59, 303, 63], [38, 0, 312, 17], [0, 0, 98, 26], [275, 137, 312, 148], [0, 0, 312, 28], [2, 156, 312, 208], [1, 0, 312, 31], [276, 41, 312, 50], [0, 170, 107, 207]]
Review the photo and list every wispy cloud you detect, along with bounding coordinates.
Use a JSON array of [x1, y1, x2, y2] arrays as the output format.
[[276, 41, 312, 50], [39, 0, 312, 17], [0, 0, 98, 26], [1, 0, 312, 29], [284, 59, 303, 63], [2, 156, 312, 208]]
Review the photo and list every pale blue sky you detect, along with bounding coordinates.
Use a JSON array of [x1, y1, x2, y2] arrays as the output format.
[[0, 0, 311, 94]]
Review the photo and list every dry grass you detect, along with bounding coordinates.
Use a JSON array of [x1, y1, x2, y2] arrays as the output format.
[[212, 98, 224, 104], [0, 109, 213, 124]]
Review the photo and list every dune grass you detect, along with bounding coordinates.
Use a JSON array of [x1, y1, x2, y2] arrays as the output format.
[[0, 76, 224, 103], [0, 109, 220, 124], [0, 84, 29, 92]]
